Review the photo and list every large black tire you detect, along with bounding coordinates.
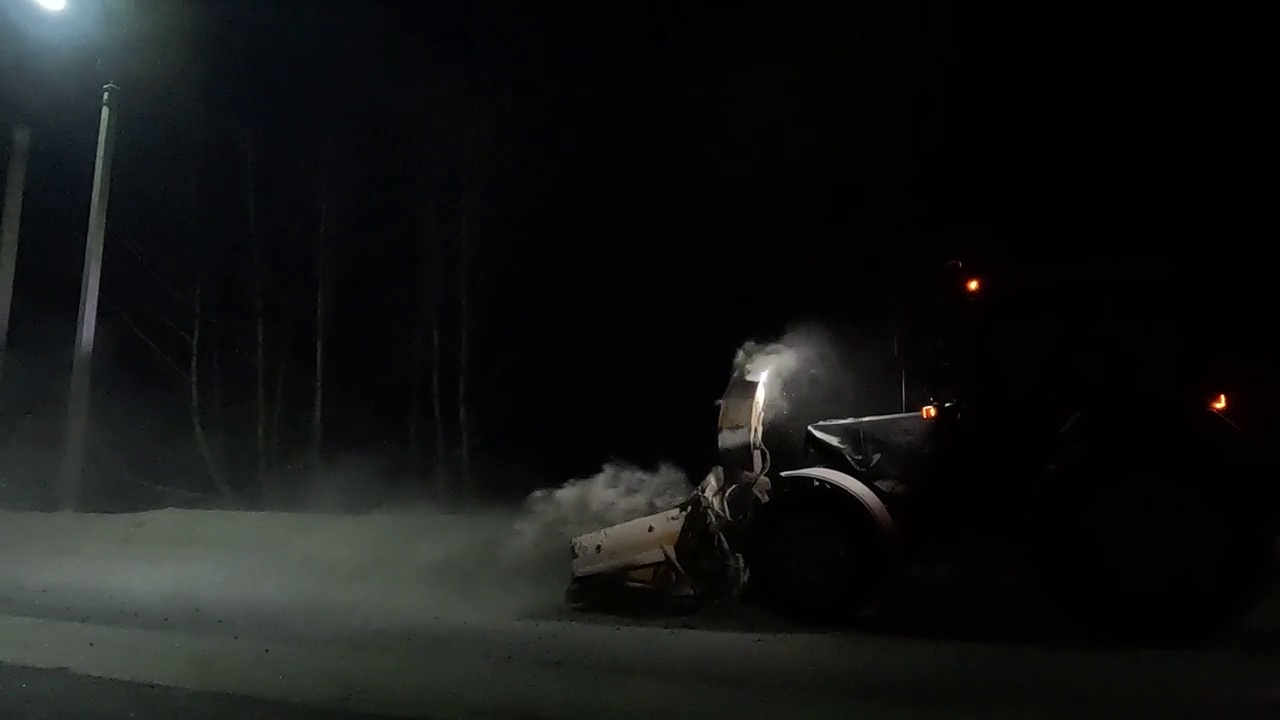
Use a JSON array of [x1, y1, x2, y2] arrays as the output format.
[[1030, 416, 1273, 645], [749, 493, 891, 626]]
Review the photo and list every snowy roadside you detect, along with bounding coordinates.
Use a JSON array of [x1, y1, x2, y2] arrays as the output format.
[[0, 506, 562, 627]]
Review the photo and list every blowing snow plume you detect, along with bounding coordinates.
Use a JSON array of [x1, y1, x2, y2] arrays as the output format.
[[733, 325, 854, 423], [511, 463, 690, 561], [732, 325, 868, 459], [298, 461, 694, 620]]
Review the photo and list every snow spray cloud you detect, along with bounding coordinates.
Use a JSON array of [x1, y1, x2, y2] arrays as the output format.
[[287, 459, 695, 620], [730, 324, 868, 458], [732, 324, 846, 424], [511, 462, 690, 563]]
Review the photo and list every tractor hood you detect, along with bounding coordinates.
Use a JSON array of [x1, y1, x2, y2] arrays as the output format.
[[805, 410, 939, 479]]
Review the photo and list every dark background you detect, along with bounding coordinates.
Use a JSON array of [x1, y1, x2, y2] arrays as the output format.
[[1, 1, 1274, 506]]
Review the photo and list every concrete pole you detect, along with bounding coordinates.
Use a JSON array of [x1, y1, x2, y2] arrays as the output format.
[[57, 84, 119, 511], [0, 124, 32, 368]]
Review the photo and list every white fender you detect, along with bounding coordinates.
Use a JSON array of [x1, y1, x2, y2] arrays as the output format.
[[777, 467, 897, 546]]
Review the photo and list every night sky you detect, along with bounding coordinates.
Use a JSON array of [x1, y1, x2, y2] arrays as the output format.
[[1, 2, 1275, 490]]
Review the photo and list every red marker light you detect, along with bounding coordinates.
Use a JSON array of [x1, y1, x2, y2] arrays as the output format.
[[921, 404, 938, 419], [1209, 393, 1227, 412], [964, 278, 981, 293]]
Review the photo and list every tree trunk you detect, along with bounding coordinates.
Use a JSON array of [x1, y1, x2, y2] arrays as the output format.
[[212, 345, 224, 462], [246, 132, 268, 498], [429, 231, 447, 493], [189, 287, 232, 498], [457, 213, 471, 488], [408, 198, 432, 479], [408, 331, 422, 475], [270, 351, 288, 463], [312, 162, 327, 471]]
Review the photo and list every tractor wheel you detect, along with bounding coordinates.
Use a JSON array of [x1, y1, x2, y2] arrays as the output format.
[[1031, 447, 1272, 645], [749, 496, 889, 626]]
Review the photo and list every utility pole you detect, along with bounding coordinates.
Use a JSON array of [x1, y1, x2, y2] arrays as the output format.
[[56, 83, 119, 510], [0, 124, 31, 375]]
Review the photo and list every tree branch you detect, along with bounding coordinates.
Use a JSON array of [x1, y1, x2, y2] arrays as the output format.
[[114, 305, 189, 381], [123, 236, 185, 303], [155, 308, 194, 344]]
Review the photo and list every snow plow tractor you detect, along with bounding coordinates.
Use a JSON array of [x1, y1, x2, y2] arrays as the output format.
[[567, 261, 1276, 643]]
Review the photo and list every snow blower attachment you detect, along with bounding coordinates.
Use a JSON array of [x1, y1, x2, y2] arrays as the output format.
[[566, 369, 773, 611]]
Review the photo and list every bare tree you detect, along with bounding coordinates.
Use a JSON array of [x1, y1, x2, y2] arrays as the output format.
[[244, 131, 268, 496], [408, 331, 423, 472], [406, 104, 496, 496], [454, 121, 493, 491], [113, 290, 232, 500], [188, 287, 233, 498], [211, 345, 225, 461], [108, 116, 232, 500], [429, 211, 447, 492], [457, 210, 472, 486], [269, 348, 288, 463], [312, 165, 328, 471], [408, 198, 433, 477]]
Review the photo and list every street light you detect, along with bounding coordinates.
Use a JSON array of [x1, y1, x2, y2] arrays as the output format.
[[34, 0, 68, 12]]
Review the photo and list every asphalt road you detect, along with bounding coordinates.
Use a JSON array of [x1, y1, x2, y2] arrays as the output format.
[[0, 663, 410, 720], [0, 508, 1276, 719], [4, 602, 1278, 720]]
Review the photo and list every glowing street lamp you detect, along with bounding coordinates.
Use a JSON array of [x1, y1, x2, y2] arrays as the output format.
[[34, 0, 68, 12]]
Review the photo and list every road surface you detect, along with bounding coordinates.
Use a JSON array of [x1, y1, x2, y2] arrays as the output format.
[[0, 508, 1276, 719], [0, 663, 410, 720]]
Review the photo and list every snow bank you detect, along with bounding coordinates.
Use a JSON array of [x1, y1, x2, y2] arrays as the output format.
[[0, 462, 693, 631], [0, 505, 545, 628]]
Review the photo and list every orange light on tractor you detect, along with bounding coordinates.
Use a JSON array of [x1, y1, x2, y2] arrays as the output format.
[[1210, 393, 1227, 412], [964, 278, 981, 293], [921, 404, 938, 419]]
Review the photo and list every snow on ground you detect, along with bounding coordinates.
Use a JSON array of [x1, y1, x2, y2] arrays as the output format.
[[0, 506, 1277, 719], [0, 506, 559, 628], [0, 462, 692, 632]]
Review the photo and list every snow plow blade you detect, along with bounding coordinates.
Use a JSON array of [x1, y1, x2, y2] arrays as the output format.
[[566, 371, 769, 613], [566, 506, 698, 611], [565, 487, 753, 613]]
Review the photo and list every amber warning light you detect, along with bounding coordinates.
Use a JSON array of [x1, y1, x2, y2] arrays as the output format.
[[1210, 393, 1227, 412], [921, 405, 938, 419], [964, 278, 981, 293]]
